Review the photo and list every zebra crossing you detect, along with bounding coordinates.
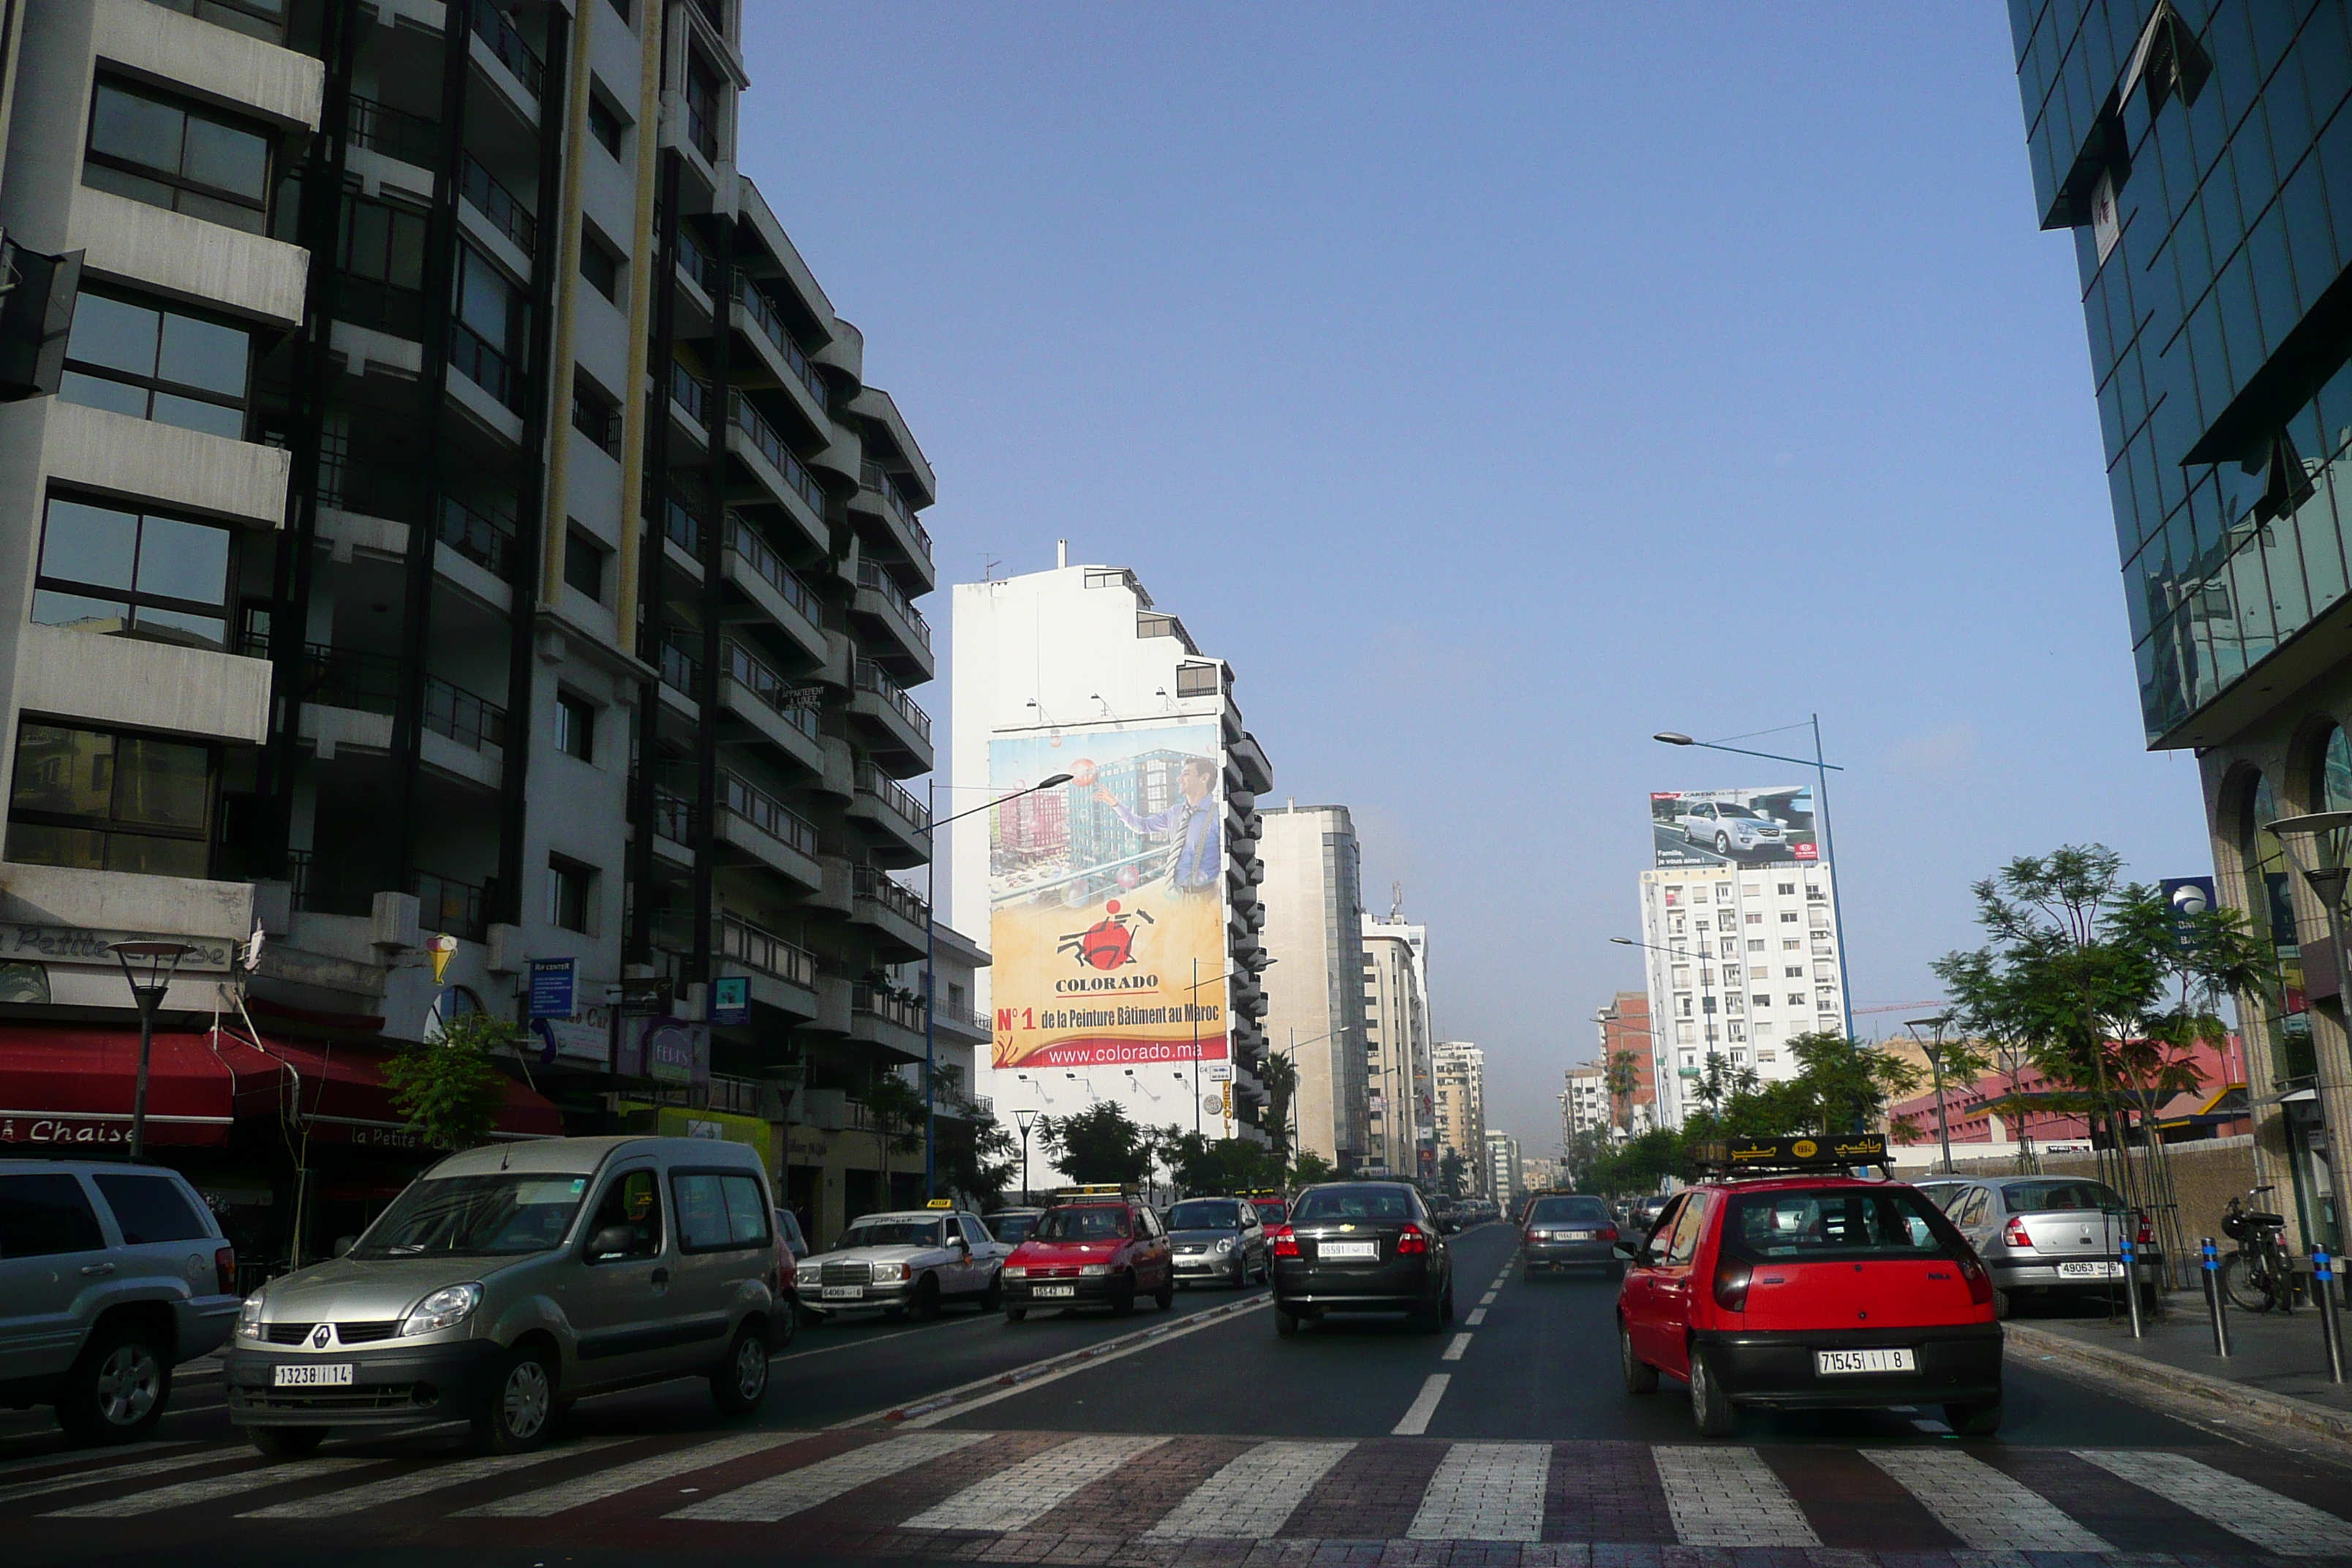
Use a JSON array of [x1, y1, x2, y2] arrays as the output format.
[[1, 1427, 2347, 1557]]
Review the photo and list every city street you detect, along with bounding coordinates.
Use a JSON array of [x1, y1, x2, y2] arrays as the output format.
[[4, 1224, 2348, 1567]]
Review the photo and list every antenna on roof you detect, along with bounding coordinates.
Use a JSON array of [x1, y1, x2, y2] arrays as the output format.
[[1390, 881, 1404, 921]]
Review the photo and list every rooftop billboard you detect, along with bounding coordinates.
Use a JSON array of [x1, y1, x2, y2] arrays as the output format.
[[1650, 787, 1817, 869]]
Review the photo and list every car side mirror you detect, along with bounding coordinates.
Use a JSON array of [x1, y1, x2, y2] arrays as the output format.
[[589, 1224, 638, 1261], [332, 1235, 357, 1258], [1612, 1241, 1640, 1262]]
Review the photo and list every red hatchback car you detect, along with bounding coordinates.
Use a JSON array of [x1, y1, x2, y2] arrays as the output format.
[[999, 1188, 1175, 1319], [1616, 1139, 2002, 1437]]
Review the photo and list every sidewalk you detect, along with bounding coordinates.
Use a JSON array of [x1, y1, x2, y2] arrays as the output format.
[[2004, 1288, 2352, 1445]]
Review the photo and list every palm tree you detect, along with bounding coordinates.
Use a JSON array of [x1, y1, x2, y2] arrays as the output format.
[[1258, 1049, 1299, 1158]]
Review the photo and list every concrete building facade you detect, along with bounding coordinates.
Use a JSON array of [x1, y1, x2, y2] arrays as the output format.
[[1593, 989, 1657, 1134], [1561, 1062, 1607, 1145], [1361, 911, 1434, 1178], [1256, 802, 1368, 1170], [1484, 1128, 1522, 1211], [1433, 1039, 1485, 1195]]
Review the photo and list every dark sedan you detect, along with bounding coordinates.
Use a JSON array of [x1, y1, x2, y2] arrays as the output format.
[[1520, 1193, 1621, 1277], [1270, 1181, 1454, 1335]]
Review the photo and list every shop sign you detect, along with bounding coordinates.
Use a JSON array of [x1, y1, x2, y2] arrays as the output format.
[[527, 958, 576, 1020], [530, 1006, 611, 1068], [654, 1104, 765, 1148], [629, 1017, 708, 1087], [0, 922, 236, 971], [711, 975, 750, 1025]]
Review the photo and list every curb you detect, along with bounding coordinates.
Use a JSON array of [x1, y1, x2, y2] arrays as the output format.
[[2004, 1321, 2352, 1450]]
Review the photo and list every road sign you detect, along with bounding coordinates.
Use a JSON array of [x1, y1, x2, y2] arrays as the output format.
[[527, 957, 576, 1020], [710, 974, 749, 1025]]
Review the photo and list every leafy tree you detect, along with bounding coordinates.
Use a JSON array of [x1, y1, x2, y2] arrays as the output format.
[[1602, 1049, 1642, 1134], [1438, 1148, 1468, 1197], [851, 1071, 926, 1195], [1163, 1130, 1281, 1196], [1256, 1050, 1299, 1156], [1042, 1101, 1154, 1186], [1289, 1150, 1335, 1188], [1583, 1128, 1679, 1196], [932, 1066, 1018, 1205], [384, 1011, 515, 1150]]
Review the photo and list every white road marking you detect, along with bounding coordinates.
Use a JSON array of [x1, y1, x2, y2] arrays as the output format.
[[902, 1434, 1167, 1531], [892, 1297, 1272, 1429], [1145, 1441, 1353, 1539], [240, 1439, 633, 1518], [1479, 1292, 1499, 1306], [0, 1446, 224, 1506], [1464, 1308, 1488, 1326], [1406, 1441, 1548, 1542], [45, 1459, 380, 1518], [1391, 1373, 1451, 1436], [2076, 1449, 2352, 1556], [670, 1432, 987, 1523], [1441, 1333, 1472, 1362], [457, 1431, 807, 1517], [1653, 1447, 1819, 1547], [1863, 1449, 2111, 1552], [783, 1314, 999, 1362]]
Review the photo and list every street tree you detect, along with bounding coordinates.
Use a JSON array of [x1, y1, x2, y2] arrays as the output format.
[[850, 1071, 926, 1199], [1041, 1101, 1155, 1186], [1163, 1131, 1281, 1196], [1438, 1148, 1468, 1197], [1603, 1049, 1641, 1134], [1289, 1150, 1335, 1188], [384, 1011, 516, 1150], [1256, 1049, 1299, 1157]]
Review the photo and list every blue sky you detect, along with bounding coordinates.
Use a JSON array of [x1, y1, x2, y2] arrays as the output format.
[[740, 4, 2213, 1153]]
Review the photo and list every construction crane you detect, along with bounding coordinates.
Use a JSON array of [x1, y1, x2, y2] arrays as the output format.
[[1853, 1000, 1948, 1017]]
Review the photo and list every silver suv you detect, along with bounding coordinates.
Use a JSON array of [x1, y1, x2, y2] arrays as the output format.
[[0, 1158, 240, 1444], [223, 1136, 785, 1455]]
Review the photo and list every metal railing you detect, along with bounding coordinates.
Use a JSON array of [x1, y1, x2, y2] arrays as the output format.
[[853, 761, 930, 833], [449, 322, 521, 412], [853, 659, 932, 743], [471, 3, 545, 96], [650, 788, 695, 844], [725, 515, 821, 625], [659, 637, 700, 697], [299, 643, 398, 712], [664, 495, 701, 557], [1175, 663, 1225, 698], [719, 770, 820, 860], [859, 461, 932, 560], [415, 870, 490, 942], [347, 94, 438, 169], [424, 674, 506, 751], [459, 154, 537, 256], [723, 638, 821, 740], [319, 457, 421, 522], [852, 864, 929, 928], [437, 494, 516, 578], [732, 275, 829, 404], [717, 911, 815, 987], [685, 94, 719, 162], [728, 391, 828, 516], [854, 558, 932, 649], [852, 984, 927, 1034], [676, 223, 722, 295], [670, 359, 711, 424], [334, 274, 425, 342]]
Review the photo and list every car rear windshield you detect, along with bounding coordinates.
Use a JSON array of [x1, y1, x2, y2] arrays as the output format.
[[1527, 1196, 1611, 1226], [2002, 1180, 2126, 1214], [990, 1213, 1039, 1243], [355, 1173, 589, 1259], [1168, 1199, 1243, 1230], [840, 1218, 946, 1248], [1293, 1187, 1412, 1223], [1252, 1200, 1289, 1225], [1036, 1205, 1130, 1240], [1719, 1187, 1957, 1262]]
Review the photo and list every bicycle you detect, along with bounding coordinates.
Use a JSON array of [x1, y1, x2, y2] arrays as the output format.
[[2220, 1187, 2296, 1313]]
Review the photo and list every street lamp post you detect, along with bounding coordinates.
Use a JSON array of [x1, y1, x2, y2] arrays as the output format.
[[1904, 1012, 1957, 1174], [923, 772, 1073, 1199], [110, 941, 194, 1161], [1012, 1107, 1041, 1205], [2246, 810, 2352, 1253], [1655, 716, 1855, 1040], [1281, 1024, 1352, 1166], [1611, 934, 1722, 1121]]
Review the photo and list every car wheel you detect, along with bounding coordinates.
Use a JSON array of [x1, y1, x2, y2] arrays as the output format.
[[1991, 1287, 2013, 1321], [979, 1275, 1003, 1312], [1109, 1273, 1138, 1316], [474, 1344, 557, 1454], [1944, 1397, 2002, 1436], [56, 1322, 170, 1445], [1619, 1319, 1657, 1394], [710, 1323, 770, 1417], [1003, 1306, 1028, 1322], [1413, 1294, 1446, 1333], [1230, 1256, 1247, 1289], [247, 1425, 328, 1458], [1714, 832, 1731, 854], [1441, 1281, 1455, 1322], [1687, 1346, 1735, 1437], [913, 1274, 944, 1321], [1154, 1278, 1175, 1311], [1275, 1305, 1300, 1335]]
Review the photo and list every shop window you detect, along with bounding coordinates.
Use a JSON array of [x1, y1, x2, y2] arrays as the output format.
[[32, 495, 232, 652], [59, 291, 251, 439], [83, 78, 272, 233], [7, 721, 215, 878]]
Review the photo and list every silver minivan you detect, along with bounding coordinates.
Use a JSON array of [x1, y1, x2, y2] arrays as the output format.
[[223, 1136, 785, 1455]]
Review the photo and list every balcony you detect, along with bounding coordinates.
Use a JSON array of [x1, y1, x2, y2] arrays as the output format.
[[848, 760, 929, 867], [852, 557, 933, 674], [658, 636, 700, 706], [851, 864, 928, 957], [851, 984, 927, 1057], [716, 911, 818, 992], [719, 638, 824, 773], [676, 223, 722, 298], [423, 674, 506, 752], [460, 154, 537, 257], [347, 95, 438, 170], [717, 769, 821, 887], [850, 657, 932, 768], [450, 322, 522, 414], [728, 390, 829, 526], [732, 275, 829, 408], [416, 869, 491, 942], [471, 4, 544, 98], [670, 358, 712, 428], [856, 460, 932, 576], [437, 494, 517, 579], [724, 515, 825, 657]]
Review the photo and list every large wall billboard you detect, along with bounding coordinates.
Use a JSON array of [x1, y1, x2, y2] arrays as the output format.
[[1650, 787, 1817, 869], [990, 720, 1229, 1070]]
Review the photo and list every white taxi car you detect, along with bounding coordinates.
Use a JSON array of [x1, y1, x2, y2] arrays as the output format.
[[792, 1204, 1009, 1321]]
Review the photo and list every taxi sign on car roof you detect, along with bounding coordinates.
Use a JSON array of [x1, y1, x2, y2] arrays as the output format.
[[1055, 1183, 1137, 1201], [1689, 1133, 1889, 1177], [924, 1198, 954, 1209]]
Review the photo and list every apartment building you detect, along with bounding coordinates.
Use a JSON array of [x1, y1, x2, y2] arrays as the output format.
[[0, 0, 959, 1256], [1255, 801, 1368, 1170], [1432, 1039, 1485, 1195], [1636, 863, 1844, 1127], [1360, 911, 1433, 1177], [1593, 988, 1656, 1133], [949, 557, 1276, 1165], [1561, 1062, 1607, 1145], [1483, 1128, 1521, 1211]]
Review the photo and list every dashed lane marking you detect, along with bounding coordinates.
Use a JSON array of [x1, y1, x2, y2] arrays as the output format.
[[1653, 1446, 1820, 1548], [456, 1431, 807, 1518], [1441, 1333, 1472, 1362], [2076, 1448, 2351, 1557], [1863, 1447, 2112, 1553], [1465, 1308, 1488, 1326], [1391, 1373, 1451, 1436], [890, 1297, 1273, 1430], [668, 1431, 987, 1523], [44, 1458, 381, 1518], [1406, 1441, 1548, 1542], [1144, 1440, 1353, 1539], [240, 1439, 634, 1518], [901, 1434, 1168, 1532]]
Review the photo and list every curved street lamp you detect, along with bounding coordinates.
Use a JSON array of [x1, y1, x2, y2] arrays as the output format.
[[111, 941, 194, 1160]]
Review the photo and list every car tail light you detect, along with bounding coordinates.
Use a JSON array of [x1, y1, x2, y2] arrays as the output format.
[[1956, 1249, 1994, 1306], [1523, 1227, 1537, 1247], [1398, 1224, 1431, 1255], [214, 1245, 235, 1295], [2136, 1211, 2154, 1247], [1270, 1225, 1300, 1258], [1598, 1227, 1619, 1243], [1711, 1259, 1752, 1311], [2003, 1216, 2032, 1249]]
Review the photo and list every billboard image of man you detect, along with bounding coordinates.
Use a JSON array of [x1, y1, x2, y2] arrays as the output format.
[[1098, 755, 1221, 895]]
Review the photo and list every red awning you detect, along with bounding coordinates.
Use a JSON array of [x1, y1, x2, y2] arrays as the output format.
[[0, 1027, 286, 1152], [255, 1036, 562, 1149]]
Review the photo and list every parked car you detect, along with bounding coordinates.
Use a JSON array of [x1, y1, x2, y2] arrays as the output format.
[[985, 1207, 1045, 1247], [224, 1135, 787, 1456], [1616, 1169, 2001, 1436], [1627, 1194, 1673, 1235], [1165, 1196, 1268, 1288], [1428, 1197, 1463, 1235], [774, 1208, 811, 1261], [1000, 1188, 1173, 1319], [1270, 1181, 1453, 1335], [794, 1206, 1008, 1322], [1937, 1175, 2161, 1318], [0, 1159, 240, 1444], [1909, 1178, 1970, 1215], [1674, 800, 1786, 857], [1520, 1194, 1621, 1278]]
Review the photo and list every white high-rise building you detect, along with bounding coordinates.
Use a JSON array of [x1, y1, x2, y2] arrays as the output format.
[[1256, 804, 1369, 1170], [1637, 864, 1844, 1127], [950, 559, 1276, 1171], [1485, 1130, 1523, 1210], [1562, 1063, 1608, 1143], [1433, 1040, 1486, 1194], [1361, 913, 1433, 1178]]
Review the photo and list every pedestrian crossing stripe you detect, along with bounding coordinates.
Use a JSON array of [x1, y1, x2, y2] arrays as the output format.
[[12, 1432, 2350, 1550]]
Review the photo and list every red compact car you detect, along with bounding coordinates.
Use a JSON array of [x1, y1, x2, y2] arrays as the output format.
[[999, 1188, 1174, 1319], [1616, 1145, 2002, 1437]]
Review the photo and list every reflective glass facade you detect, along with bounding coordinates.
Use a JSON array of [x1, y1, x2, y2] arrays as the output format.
[[2013, 0, 2352, 741]]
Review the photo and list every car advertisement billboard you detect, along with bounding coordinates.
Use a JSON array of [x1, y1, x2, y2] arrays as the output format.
[[990, 719, 1228, 1071], [1651, 786, 1817, 868]]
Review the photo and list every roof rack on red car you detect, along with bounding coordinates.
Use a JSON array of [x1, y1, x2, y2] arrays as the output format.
[[1053, 1183, 1138, 1202], [1689, 1133, 1891, 1178]]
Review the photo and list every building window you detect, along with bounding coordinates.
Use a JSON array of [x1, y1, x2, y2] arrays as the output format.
[[1751, 993, 1769, 1008], [548, 856, 595, 932], [60, 292, 251, 439], [580, 230, 623, 304], [1746, 939, 1763, 952], [563, 529, 607, 602], [1784, 965, 1803, 977], [32, 495, 233, 652], [1744, 911, 1761, 924], [554, 693, 595, 761], [1787, 993, 1805, 1008], [1778, 881, 1795, 894], [143, 0, 290, 43], [83, 79, 272, 233], [571, 374, 621, 456], [1782, 938, 1798, 951], [7, 723, 216, 878], [587, 94, 627, 159], [1780, 911, 1798, 922]]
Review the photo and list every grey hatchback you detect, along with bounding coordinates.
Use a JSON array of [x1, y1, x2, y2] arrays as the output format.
[[1940, 1174, 2161, 1317]]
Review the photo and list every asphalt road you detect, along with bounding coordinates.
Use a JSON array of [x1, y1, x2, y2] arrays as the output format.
[[2, 1221, 2348, 1567]]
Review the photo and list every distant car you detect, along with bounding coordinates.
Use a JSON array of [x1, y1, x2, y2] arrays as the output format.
[[0, 1159, 240, 1444], [986, 1207, 1045, 1247], [1165, 1196, 1268, 1288], [1938, 1175, 2161, 1319], [1242, 1192, 1290, 1229], [1520, 1194, 1621, 1278], [1628, 1194, 1672, 1234], [1270, 1181, 1454, 1335], [1675, 801, 1786, 858], [795, 1208, 1008, 1322], [1909, 1179, 1970, 1215], [1000, 1191, 1173, 1319], [774, 1208, 811, 1260]]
